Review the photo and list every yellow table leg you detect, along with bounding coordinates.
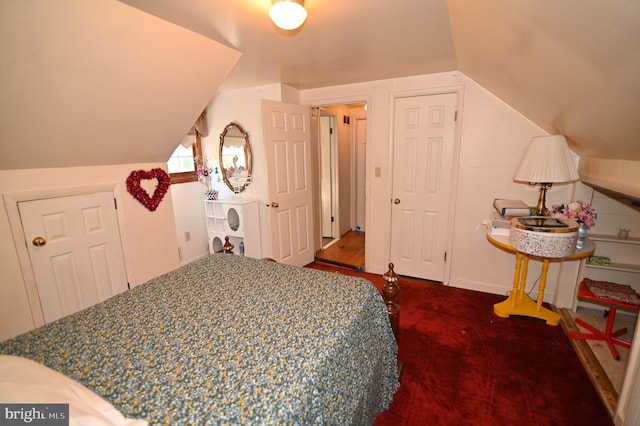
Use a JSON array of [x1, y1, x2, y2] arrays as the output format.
[[509, 252, 523, 308], [518, 256, 529, 302], [494, 253, 560, 326], [536, 259, 550, 311]]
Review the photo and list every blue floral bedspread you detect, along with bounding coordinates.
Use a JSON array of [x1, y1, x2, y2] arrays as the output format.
[[0, 254, 399, 425]]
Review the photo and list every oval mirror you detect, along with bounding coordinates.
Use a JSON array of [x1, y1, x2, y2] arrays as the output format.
[[219, 122, 252, 193]]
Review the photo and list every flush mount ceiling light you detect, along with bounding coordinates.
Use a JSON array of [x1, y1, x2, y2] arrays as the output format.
[[269, 0, 308, 31]]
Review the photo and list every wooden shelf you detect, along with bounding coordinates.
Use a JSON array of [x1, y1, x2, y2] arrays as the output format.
[[585, 234, 640, 276], [588, 233, 640, 245], [585, 262, 640, 274], [204, 199, 260, 258]]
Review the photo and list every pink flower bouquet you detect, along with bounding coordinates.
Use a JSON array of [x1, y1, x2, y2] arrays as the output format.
[[553, 200, 597, 228]]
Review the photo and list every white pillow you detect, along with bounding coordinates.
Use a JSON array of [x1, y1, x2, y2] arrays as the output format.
[[0, 355, 147, 426]]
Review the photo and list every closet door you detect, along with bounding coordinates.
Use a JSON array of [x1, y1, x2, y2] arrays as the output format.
[[390, 93, 457, 281], [19, 191, 128, 323]]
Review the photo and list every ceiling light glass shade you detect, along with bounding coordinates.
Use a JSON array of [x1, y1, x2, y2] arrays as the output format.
[[269, 0, 307, 30], [514, 135, 579, 184]]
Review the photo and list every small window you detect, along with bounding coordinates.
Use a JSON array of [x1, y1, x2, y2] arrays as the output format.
[[168, 144, 196, 173], [167, 133, 203, 184]]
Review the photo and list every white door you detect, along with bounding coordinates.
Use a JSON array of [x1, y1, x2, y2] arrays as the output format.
[[19, 191, 128, 323], [390, 93, 457, 280], [262, 99, 314, 266], [319, 114, 336, 239]]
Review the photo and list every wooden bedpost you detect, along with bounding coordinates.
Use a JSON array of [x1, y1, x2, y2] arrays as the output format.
[[382, 263, 400, 342], [383, 262, 403, 381]]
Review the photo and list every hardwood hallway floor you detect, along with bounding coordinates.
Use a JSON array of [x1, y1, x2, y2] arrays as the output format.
[[315, 230, 365, 270]]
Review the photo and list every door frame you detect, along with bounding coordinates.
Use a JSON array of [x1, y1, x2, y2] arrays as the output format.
[[389, 86, 464, 285], [310, 100, 370, 255], [3, 183, 131, 328]]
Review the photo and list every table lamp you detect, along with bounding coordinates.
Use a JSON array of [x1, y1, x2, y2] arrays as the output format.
[[513, 135, 579, 216]]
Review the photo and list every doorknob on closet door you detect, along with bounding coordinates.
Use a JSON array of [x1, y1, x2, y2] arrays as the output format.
[[394, 198, 401, 204], [32, 236, 47, 247], [269, 202, 279, 208]]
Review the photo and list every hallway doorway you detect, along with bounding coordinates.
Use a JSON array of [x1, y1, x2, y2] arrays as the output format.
[[314, 103, 367, 267]]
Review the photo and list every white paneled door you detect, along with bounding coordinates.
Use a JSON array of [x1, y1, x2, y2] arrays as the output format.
[[19, 191, 128, 323], [390, 93, 457, 281], [262, 99, 314, 266], [320, 114, 336, 239]]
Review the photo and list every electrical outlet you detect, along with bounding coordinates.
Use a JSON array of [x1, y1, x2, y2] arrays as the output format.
[[184, 231, 191, 242]]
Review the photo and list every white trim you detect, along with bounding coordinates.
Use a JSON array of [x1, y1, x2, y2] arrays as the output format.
[[304, 95, 373, 269], [321, 237, 340, 250]]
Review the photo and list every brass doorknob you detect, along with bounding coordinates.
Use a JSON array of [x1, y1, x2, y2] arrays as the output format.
[[32, 236, 47, 247], [270, 202, 279, 208], [394, 198, 401, 204]]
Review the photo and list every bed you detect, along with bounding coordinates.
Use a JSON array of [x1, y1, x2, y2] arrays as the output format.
[[0, 253, 400, 425]]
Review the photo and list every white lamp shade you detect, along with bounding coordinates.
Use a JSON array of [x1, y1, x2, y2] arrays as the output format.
[[269, 0, 307, 30], [514, 135, 580, 183]]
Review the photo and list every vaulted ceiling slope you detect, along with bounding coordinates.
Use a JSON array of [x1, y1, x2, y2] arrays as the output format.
[[121, 0, 458, 91], [448, 0, 640, 162], [121, 0, 640, 163], [1, 1, 639, 176], [0, 0, 240, 170]]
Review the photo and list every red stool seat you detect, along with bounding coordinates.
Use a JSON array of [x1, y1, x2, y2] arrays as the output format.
[[568, 279, 640, 360]]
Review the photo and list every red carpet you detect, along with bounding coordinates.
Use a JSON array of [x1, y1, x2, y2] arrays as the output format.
[[306, 262, 613, 426]]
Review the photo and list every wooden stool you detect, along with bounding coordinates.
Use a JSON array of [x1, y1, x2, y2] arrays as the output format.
[[568, 279, 640, 360]]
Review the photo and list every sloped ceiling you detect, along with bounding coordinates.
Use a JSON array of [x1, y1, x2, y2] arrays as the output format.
[[1, 0, 639, 177], [120, 0, 457, 90], [0, 0, 240, 170], [120, 0, 640, 164], [448, 0, 640, 161]]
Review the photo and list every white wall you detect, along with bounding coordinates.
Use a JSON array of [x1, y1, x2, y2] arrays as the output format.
[[170, 181, 209, 264], [450, 75, 579, 297], [202, 84, 294, 259], [300, 71, 580, 303], [0, 163, 181, 340], [302, 73, 460, 273], [168, 83, 303, 266]]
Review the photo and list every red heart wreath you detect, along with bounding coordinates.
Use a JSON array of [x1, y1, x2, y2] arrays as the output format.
[[126, 168, 171, 212]]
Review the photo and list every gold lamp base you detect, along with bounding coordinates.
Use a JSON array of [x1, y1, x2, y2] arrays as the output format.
[[534, 183, 553, 216]]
